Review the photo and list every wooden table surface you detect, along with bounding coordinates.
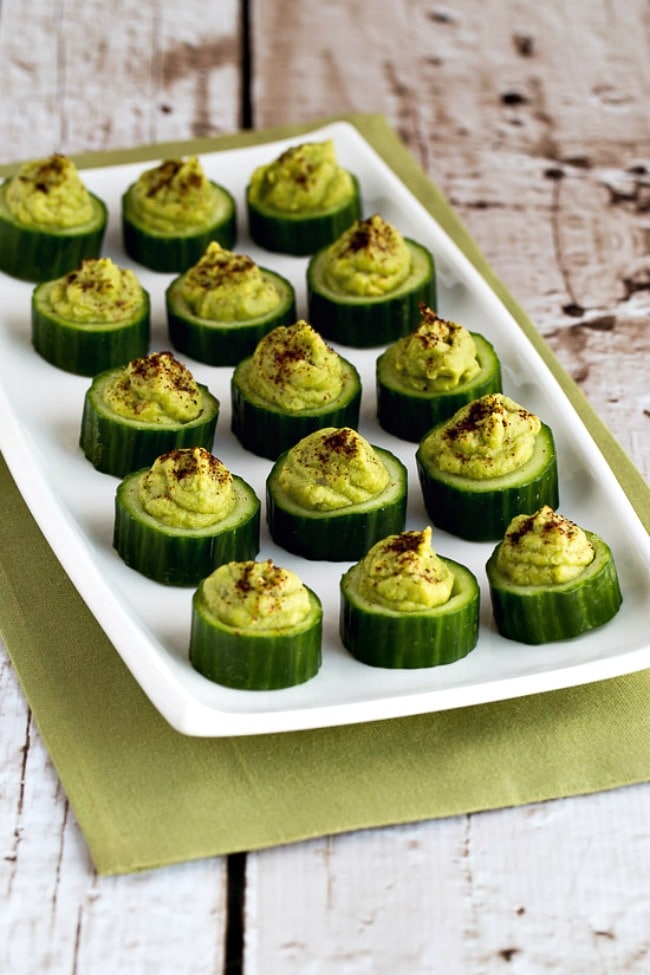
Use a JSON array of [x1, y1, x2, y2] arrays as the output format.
[[1, 1, 649, 972]]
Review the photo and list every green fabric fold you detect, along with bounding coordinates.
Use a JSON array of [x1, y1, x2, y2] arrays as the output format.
[[1, 114, 648, 875]]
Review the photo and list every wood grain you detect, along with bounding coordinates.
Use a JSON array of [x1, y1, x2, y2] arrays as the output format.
[[0, 0, 648, 972]]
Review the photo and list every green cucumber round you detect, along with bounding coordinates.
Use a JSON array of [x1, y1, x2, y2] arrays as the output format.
[[80, 369, 220, 478], [306, 239, 436, 348], [340, 555, 480, 668], [190, 581, 322, 689], [231, 355, 362, 459], [376, 333, 502, 442], [121, 180, 237, 273], [0, 181, 107, 283], [31, 280, 150, 376], [166, 268, 297, 367], [114, 470, 260, 586], [266, 446, 408, 561], [416, 423, 559, 541], [486, 532, 622, 644], [246, 174, 361, 256]]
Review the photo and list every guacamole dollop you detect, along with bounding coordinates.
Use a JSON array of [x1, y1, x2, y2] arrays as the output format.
[[278, 427, 389, 510], [423, 393, 541, 479], [247, 320, 343, 411], [496, 506, 595, 586], [6, 154, 95, 229], [247, 139, 354, 214], [321, 214, 411, 297], [47, 257, 144, 323], [202, 559, 312, 631], [356, 527, 454, 612], [177, 241, 281, 321], [103, 350, 202, 424], [393, 305, 481, 391], [127, 156, 220, 233], [139, 447, 235, 529]]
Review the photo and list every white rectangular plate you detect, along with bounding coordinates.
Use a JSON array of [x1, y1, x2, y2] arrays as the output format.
[[1, 121, 649, 737]]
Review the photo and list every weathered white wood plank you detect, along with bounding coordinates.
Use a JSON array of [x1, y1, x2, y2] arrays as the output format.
[[0, 2, 239, 972], [245, 788, 650, 973]]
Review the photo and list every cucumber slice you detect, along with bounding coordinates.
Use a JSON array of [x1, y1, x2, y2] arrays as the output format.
[[266, 446, 408, 561], [340, 555, 480, 668], [231, 355, 362, 460], [121, 180, 237, 273], [114, 469, 260, 586], [376, 333, 502, 442], [246, 174, 362, 256], [80, 369, 220, 478], [166, 268, 297, 367], [0, 181, 107, 283], [190, 579, 322, 689], [306, 239, 436, 348], [31, 279, 150, 376], [416, 423, 559, 541], [486, 532, 622, 644]]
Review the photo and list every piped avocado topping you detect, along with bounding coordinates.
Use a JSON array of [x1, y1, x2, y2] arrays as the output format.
[[102, 350, 202, 424], [177, 241, 282, 321], [127, 156, 220, 232], [247, 139, 354, 214], [278, 426, 390, 510], [47, 257, 144, 323], [423, 393, 541, 479], [248, 320, 343, 411], [139, 447, 235, 529], [393, 304, 481, 391], [6, 154, 95, 229], [202, 559, 313, 631], [355, 526, 455, 612], [321, 214, 411, 297], [495, 506, 595, 586]]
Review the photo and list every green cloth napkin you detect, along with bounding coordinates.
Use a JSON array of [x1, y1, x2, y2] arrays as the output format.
[[1, 114, 649, 876]]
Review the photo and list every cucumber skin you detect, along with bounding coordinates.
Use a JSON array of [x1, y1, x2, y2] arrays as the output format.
[[416, 423, 559, 542], [190, 586, 322, 690], [31, 286, 150, 376], [340, 557, 480, 668], [0, 186, 107, 283], [121, 182, 237, 273], [80, 377, 220, 478], [376, 334, 502, 442], [266, 447, 408, 562], [246, 175, 361, 256], [306, 241, 436, 348], [486, 533, 623, 644], [230, 358, 362, 460], [166, 272, 297, 367], [114, 473, 260, 587]]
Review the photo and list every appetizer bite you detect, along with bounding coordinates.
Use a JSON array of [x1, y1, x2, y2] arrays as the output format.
[[166, 241, 296, 366], [121, 155, 236, 272], [306, 214, 436, 347], [340, 527, 480, 668], [231, 320, 362, 459], [416, 393, 559, 541], [80, 350, 220, 477], [486, 506, 623, 643], [0, 154, 107, 282], [31, 257, 150, 376], [266, 426, 407, 561], [376, 304, 502, 441], [190, 559, 323, 690], [246, 139, 361, 255], [114, 447, 260, 586]]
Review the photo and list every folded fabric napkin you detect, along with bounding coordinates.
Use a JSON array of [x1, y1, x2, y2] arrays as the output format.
[[1, 115, 648, 875]]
